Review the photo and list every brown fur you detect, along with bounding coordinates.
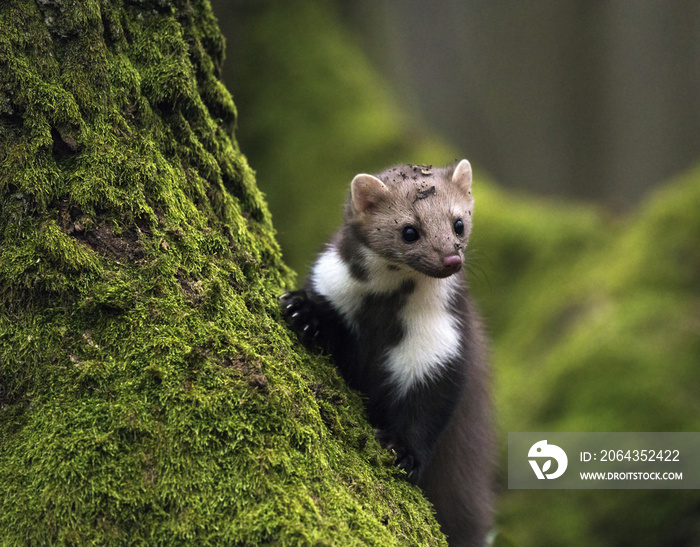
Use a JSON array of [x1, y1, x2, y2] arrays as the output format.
[[347, 163, 474, 278], [419, 307, 494, 546]]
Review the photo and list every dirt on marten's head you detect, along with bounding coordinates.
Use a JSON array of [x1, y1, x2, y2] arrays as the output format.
[[346, 160, 474, 278]]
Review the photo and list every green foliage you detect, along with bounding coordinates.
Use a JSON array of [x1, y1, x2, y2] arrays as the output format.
[[0, 1, 445, 544]]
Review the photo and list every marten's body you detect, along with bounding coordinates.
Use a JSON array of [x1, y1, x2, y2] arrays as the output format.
[[281, 160, 493, 546]]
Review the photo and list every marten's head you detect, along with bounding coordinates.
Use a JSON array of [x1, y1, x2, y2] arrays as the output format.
[[346, 160, 474, 279]]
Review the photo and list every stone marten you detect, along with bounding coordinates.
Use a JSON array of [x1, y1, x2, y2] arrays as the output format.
[[281, 160, 493, 546]]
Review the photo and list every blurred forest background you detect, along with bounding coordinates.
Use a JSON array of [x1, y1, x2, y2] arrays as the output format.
[[212, 1, 700, 546]]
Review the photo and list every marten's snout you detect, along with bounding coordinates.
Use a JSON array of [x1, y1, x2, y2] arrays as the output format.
[[442, 254, 463, 275]]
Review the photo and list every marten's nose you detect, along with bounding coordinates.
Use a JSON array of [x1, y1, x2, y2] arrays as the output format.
[[443, 254, 463, 273]]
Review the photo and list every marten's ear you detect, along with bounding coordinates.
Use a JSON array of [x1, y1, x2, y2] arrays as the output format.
[[351, 174, 389, 213], [451, 159, 472, 196]]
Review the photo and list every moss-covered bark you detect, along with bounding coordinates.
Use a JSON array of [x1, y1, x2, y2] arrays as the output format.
[[0, 1, 445, 544]]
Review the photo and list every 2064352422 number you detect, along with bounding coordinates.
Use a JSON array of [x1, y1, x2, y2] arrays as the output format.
[[600, 449, 680, 462]]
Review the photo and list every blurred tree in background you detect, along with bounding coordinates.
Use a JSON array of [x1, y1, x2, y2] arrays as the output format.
[[341, 0, 700, 208], [213, 1, 700, 545], [217, 0, 456, 277]]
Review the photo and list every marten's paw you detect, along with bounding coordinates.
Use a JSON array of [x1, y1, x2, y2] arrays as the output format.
[[374, 429, 422, 482], [280, 290, 321, 345]]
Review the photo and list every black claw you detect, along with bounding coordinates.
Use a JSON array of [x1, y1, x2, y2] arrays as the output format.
[[396, 452, 415, 474], [373, 429, 421, 481], [279, 290, 322, 348]]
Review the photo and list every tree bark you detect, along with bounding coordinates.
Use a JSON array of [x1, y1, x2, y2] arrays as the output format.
[[0, 1, 444, 544]]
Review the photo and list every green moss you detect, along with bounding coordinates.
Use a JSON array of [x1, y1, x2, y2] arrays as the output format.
[[0, 1, 445, 544]]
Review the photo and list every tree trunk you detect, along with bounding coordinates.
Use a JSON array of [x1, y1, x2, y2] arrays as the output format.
[[0, 1, 444, 544]]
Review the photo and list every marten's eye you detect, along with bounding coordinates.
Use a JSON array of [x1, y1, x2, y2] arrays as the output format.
[[401, 225, 420, 243], [454, 219, 465, 235]]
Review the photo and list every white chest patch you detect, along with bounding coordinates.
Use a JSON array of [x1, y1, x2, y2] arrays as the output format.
[[311, 247, 365, 328], [385, 275, 462, 396], [311, 245, 408, 329], [311, 244, 462, 396]]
